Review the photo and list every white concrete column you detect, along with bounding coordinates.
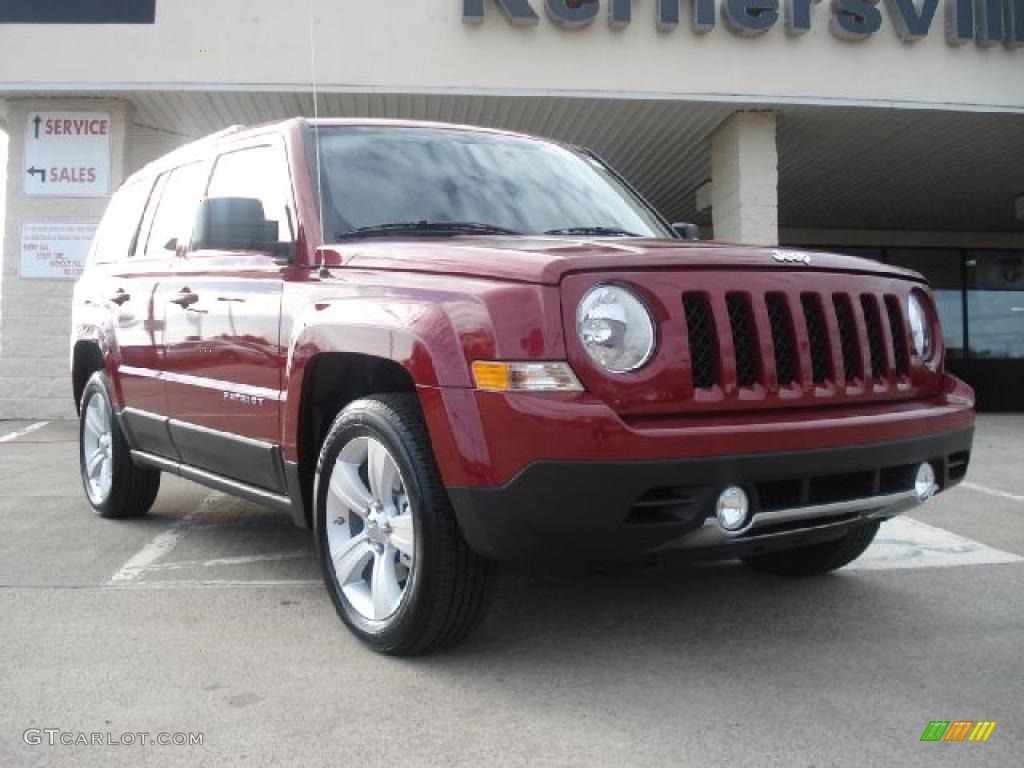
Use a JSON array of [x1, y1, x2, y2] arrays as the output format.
[[710, 111, 779, 247], [0, 99, 129, 419]]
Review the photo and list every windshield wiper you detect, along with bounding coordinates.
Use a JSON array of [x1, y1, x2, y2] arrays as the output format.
[[544, 226, 641, 237], [336, 221, 522, 239]]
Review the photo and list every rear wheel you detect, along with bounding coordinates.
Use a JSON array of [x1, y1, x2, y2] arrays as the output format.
[[314, 394, 490, 655], [79, 371, 161, 518], [741, 521, 880, 577]]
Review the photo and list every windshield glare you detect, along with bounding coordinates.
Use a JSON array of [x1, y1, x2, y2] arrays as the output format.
[[312, 127, 670, 239]]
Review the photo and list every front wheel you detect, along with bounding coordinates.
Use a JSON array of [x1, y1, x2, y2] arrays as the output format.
[[741, 521, 881, 577], [79, 371, 160, 518], [314, 394, 490, 655]]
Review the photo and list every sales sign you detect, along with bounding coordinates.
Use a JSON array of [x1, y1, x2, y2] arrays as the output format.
[[24, 112, 111, 197], [20, 221, 98, 280]]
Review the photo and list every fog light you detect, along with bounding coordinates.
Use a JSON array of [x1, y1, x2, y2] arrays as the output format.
[[716, 486, 750, 532], [915, 463, 937, 501]]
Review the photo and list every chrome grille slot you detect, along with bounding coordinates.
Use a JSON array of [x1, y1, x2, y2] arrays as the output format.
[[885, 295, 910, 376], [801, 293, 832, 385], [683, 292, 719, 389], [832, 293, 862, 383], [860, 294, 886, 379], [766, 292, 797, 387], [726, 292, 760, 388]]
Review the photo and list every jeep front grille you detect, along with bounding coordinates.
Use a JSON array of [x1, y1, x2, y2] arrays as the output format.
[[682, 287, 913, 394]]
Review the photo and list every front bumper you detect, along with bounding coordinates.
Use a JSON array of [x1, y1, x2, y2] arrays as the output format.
[[447, 427, 973, 564]]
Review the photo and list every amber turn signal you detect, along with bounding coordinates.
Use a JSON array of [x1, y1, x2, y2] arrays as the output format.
[[472, 361, 583, 392]]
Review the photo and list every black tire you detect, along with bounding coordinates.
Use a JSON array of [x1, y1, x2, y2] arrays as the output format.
[[741, 521, 881, 577], [314, 394, 491, 655], [78, 371, 161, 519]]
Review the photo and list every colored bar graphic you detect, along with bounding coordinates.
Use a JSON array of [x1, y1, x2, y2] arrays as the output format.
[[920, 720, 997, 742], [944, 721, 973, 742], [968, 722, 997, 742]]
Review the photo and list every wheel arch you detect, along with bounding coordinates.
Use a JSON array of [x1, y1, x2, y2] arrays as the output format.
[[290, 351, 421, 529], [281, 296, 490, 529], [71, 340, 107, 414]]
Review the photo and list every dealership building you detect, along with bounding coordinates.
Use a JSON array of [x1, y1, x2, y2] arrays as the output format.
[[1, 0, 1022, 418]]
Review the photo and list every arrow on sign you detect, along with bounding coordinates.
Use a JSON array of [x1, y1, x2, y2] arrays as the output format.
[[27, 167, 46, 183], [32, 115, 42, 139]]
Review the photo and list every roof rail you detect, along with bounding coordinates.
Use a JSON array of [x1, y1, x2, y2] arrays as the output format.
[[202, 124, 248, 142], [125, 124, 251, 183], [168, 124, 248, 154]]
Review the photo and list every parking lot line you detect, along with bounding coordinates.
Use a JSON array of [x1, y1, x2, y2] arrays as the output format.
[[962, 481, 1024, 504], [848, 516, 1024, 571], [106, 579, 323, 590], [143, 550, 311, 571], [0, 421, 49, 443], [105, 505, 204, 585]]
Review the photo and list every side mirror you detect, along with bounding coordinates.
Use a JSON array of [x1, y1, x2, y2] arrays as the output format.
[[672, 222, 700, 241], [192, 197, 290, 256]]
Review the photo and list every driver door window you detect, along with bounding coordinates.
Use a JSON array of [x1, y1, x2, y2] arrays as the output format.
[[203, 144, 294, 247], [143, 162, 210, 258]]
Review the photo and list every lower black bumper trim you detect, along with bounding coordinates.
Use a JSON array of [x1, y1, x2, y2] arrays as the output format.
[[447, 427, 974, 564]]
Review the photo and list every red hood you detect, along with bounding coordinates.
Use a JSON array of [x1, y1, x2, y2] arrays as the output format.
[[319, 237, 923, 286]]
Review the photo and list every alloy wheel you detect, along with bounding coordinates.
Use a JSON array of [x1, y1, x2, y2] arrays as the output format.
[[325, 436, 416, 621], [82, 393, 114, 504]]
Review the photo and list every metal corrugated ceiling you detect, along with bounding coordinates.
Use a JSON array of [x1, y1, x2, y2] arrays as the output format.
[[777, 107, 1024, 233], [16, 90, 1024, 233], [119, 91, 734, 227]]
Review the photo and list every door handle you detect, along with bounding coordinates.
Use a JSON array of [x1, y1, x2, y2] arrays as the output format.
[[170, 288, 199, 308], [110, 289, 131, 306]]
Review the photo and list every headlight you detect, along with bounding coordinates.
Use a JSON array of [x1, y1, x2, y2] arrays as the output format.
[[576, 284, 656, 373], [907, 292, 933, 360]]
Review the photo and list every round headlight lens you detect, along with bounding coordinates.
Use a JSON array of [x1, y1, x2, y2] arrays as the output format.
[[907, 292, 933, 360], [576, 284, 656, 373]]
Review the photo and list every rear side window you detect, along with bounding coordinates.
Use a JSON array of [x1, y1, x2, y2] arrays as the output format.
[[206, 145, 294, 244], [89, 178, 152, 264], [142, 162, 210, 259]]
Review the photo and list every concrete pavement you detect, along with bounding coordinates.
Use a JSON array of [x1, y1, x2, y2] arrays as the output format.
[[1, 416, 1022, 767]]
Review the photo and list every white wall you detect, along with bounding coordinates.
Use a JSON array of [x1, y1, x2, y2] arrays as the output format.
[[0, 1, 1020, 419], [0, 126, 7, 357], [0, 1, 1021, 113], [0, 101, 187, 419]]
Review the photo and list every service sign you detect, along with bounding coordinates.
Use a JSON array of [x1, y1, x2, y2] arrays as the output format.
[[20, 221, 98, 280], [23, 112, 111, 197]]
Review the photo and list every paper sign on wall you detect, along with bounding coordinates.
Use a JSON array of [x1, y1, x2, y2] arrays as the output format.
[[23, 111, 111, 197], [20, 221, 98, 279]]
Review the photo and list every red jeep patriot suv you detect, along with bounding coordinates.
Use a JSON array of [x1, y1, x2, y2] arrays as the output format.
[[71, 119, 975, 654]]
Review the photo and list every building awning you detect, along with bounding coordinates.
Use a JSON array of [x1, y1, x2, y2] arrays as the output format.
[[4, 89, 1023, 235]]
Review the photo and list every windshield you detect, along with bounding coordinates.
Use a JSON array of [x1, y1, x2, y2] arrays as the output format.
[[310, 127, 672, 239]]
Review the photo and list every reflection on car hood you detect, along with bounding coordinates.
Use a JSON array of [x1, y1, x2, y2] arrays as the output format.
[[326, 237, 923, 286]]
